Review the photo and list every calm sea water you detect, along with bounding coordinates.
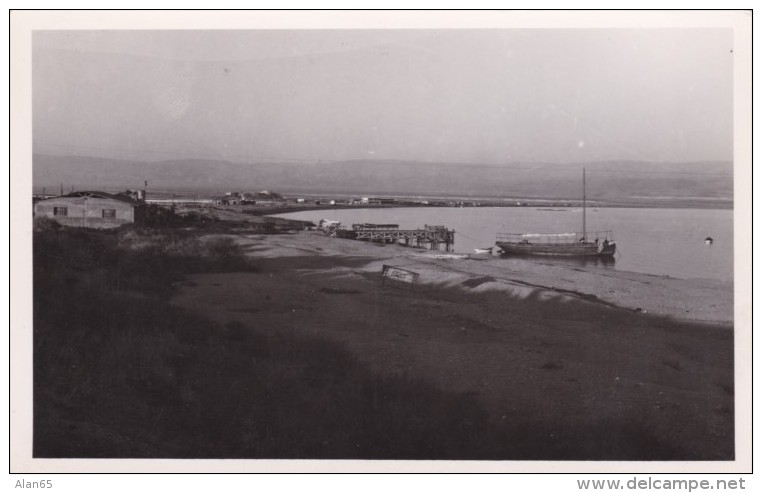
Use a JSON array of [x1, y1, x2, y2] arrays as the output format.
[[274, 207, 733, 282]]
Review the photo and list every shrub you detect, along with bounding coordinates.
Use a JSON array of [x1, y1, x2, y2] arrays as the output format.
[[117, 229, 203, 258], [200, 236, 248, 270], [203, 236, 241, 259], [33, 216, 62, 232]]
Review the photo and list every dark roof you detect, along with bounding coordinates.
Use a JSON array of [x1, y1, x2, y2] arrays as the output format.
[[57, 191, 143, 206]]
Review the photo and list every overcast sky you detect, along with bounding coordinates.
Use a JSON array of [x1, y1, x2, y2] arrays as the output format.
[[33, 29, 733, 164]]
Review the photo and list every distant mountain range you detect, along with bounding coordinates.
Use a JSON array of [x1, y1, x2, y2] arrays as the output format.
[[32, 154, 733, 206]]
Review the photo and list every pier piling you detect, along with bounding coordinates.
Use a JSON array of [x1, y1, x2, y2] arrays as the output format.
[[338, 224, 455, 252]]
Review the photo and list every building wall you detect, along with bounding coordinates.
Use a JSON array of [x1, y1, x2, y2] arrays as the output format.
[[34, 197, 136, 229]]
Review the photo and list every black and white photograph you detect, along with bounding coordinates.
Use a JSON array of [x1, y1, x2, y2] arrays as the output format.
[[10, 10, 752, 474]]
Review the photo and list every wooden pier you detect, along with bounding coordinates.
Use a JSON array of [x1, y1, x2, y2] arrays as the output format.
[[336, 224, 455, 252]]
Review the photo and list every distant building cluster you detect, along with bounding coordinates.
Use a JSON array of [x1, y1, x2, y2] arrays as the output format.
[[211, 190, 284, 206], [294, 196, 409, 206]]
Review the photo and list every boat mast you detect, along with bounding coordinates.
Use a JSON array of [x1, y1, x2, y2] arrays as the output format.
[[582, 167, 587, 242]]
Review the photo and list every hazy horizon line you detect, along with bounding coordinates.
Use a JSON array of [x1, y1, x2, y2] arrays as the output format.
[[32, 151, 734, 169]]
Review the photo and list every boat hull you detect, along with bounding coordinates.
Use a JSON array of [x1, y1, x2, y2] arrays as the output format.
[[496, 241, 616, 257]]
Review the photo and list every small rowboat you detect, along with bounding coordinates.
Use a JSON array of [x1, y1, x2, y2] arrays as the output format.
[[432, 253, 469, 260], [412, 253, 469, 260]]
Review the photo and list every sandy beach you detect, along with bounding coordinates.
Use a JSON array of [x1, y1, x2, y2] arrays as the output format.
[[171, 231, 734, 459]]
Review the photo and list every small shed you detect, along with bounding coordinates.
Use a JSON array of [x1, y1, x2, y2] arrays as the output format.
[[34, 191, 144, 229]]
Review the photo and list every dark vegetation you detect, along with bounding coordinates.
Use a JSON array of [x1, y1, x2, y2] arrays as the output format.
[[33, 224, 498, 458], [143, 204, 209, 228], [142, 204, 269, 232], [34, 221, 689, 459]]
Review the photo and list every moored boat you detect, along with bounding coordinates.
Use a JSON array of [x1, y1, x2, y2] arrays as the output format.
[[496, 231, 616, 257], [496, 168, 616, 258]]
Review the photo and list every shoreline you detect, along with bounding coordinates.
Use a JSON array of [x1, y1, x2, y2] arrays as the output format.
[[183, 200, 734, 219], [34, 185, 733, 211], [227, 231, 733, 326]]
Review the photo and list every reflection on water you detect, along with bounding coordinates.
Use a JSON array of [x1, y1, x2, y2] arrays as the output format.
[[507, 254, 617, 270]]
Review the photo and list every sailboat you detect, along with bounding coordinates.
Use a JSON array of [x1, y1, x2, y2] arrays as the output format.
[[495, 168, 616, 257]]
